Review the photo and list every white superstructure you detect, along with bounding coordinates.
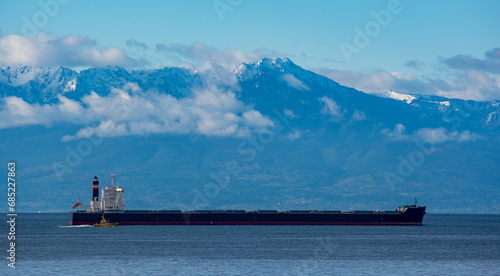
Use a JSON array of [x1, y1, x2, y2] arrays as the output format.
[[89, 174, 125, 212], [102, 184, 125, 210]]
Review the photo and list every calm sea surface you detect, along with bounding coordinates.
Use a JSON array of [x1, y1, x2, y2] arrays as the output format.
[[1, 213, 499, 275]]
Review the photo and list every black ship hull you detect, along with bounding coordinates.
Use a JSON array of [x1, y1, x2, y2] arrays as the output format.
[[71, 206, 426, 226]]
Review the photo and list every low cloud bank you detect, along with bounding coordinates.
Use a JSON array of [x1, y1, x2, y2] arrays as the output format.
[[0, 83, 274, 140]]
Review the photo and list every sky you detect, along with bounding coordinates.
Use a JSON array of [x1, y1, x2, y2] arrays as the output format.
[[0, 0, 499, 100]]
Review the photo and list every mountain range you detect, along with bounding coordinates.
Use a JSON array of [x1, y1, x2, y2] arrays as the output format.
[[1, 58, 499, 213]]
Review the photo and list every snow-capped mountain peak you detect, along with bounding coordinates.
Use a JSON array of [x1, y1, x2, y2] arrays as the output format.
[[0, 66, 74, 87], [0, 66, 79, 102], [234, 57, 339, 93], [256, 57, 294, 71], [234, 58, 299, 80], [1, 60, 499, 132], [376, 90, 417, 104]]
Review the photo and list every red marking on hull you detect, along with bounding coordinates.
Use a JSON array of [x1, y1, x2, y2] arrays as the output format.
[[71, 221, 422, 226]]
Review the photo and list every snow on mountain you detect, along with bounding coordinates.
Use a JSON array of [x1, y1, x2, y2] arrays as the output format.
[[0, 66, 78, 102], [131, 67, 202, 97], [234, 57, 296, 79], [74, 66, 137, 96], [63, 78, 77, 92], [233, 59, 499, 132], [376, 90, 417, 104], [1, 59, 499, 132], [0, 65, 209, 103], [235, 57, 339, 90], [1, 59, 500, 213], [0, 66, 73, 87]]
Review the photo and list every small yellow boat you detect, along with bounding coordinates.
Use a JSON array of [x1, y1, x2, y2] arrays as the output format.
[[93, 216, 118, 227]]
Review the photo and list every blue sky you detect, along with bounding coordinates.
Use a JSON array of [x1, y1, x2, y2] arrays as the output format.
[[0, 0, 499, 100]]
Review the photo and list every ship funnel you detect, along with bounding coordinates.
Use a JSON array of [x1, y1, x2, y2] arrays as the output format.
[[92, 176, 100, 201]]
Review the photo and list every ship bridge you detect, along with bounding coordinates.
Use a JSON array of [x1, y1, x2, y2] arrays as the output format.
[[90, 175, 125, 212]]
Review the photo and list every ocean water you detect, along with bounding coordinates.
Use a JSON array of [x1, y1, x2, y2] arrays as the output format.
[[1, 213, 499, 275]]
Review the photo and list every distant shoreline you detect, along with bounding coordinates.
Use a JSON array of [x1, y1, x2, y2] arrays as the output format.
[[2, 212, 500, 215]]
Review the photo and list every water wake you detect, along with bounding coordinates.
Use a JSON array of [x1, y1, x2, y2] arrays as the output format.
[[58, 225, 92, 228]]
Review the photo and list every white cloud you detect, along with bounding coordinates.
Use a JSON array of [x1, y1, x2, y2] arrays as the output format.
[[435, 69, 500, 101], [351, 110, 366, 122], [313, 48, 500, 101], [414, 127, 450, 144], [156, 42, 285, 71], [242, 110, 274, 128], [455, 130, 480, 142], [282, 74, 310, 91], [415, 128, 479, 144], [0, 83, 274, 140], [0, 33, 140, 68], [286, 129, 303, 140], [192, 87, 242, 111], [315, 68, 423, 95], [380, 124, 480, 143], [380, 124, 408, 141], [0, 33, 288, 76], [318, 96, 344, 121], [0, 94, 88, 128], [283, 108, 297, 118]]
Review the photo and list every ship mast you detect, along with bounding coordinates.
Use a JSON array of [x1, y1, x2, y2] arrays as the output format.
[[111, 173, 115, 187]]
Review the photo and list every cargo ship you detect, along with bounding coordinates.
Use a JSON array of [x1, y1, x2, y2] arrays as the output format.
[[70, 176, 426, 226]]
